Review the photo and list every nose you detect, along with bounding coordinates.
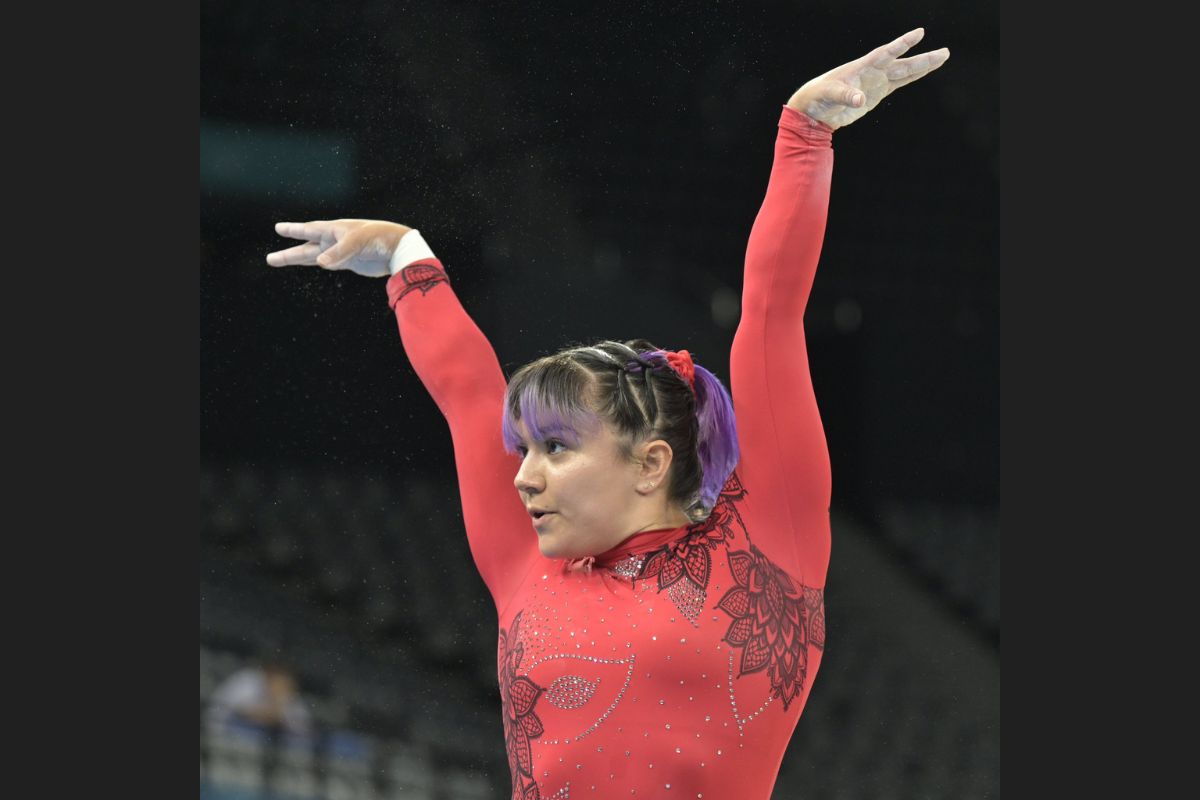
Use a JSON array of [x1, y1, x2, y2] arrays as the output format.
[[514, 452, 543, 495]]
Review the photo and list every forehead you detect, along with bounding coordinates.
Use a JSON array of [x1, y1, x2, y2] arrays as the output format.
[[513, 415, 602, 444], [511, 406, 629, 450]]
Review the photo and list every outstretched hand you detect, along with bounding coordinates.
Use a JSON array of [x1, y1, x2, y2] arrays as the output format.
[[266, 219, 413, 278], [786, 28, 949, 130]]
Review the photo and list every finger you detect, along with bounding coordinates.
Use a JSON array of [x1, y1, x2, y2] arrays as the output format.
[[315, 236, 358, 268], [266, 242, 323, 267], [820, 82, 866, 108], [889, 66, 946, 92], [864, 27, 925, 68], [274, 220, 331, 242], [886, 48, 950, 82]]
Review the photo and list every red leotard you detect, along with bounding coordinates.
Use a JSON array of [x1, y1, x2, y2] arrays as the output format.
[[387, 105, 833, 800]]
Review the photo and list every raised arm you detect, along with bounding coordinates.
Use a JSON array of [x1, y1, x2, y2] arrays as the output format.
[[729, 29, 949, 585], [267, 220, 536, 610]]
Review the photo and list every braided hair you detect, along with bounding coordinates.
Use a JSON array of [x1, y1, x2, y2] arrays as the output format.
[[501, 339, 739, 523]]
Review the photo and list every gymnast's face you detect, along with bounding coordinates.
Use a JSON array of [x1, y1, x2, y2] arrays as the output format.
[[512, 417, 641, 559]]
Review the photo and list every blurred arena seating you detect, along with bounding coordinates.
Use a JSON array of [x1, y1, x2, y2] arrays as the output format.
[[877, 501, 999, 642]]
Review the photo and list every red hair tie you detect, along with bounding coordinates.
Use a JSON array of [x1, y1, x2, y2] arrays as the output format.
[[664, 349, 696, 393]]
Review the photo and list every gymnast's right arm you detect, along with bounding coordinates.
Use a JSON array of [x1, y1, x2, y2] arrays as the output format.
[[267, 219, 537, 608]]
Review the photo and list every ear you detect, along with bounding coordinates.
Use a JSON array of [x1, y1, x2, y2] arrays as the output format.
[[634, 439, 674, 492]]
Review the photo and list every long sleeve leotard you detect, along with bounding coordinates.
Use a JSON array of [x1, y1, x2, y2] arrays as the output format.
[[386, 105, 833, 800]]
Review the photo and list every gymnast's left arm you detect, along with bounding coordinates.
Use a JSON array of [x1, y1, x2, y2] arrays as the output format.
[[729, 28, 949, 581]]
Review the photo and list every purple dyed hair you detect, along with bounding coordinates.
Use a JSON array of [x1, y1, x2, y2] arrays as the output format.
[[502, 339, 739, 522]]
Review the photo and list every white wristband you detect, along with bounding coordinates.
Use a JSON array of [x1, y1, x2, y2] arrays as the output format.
[[388, 229, 437, 275]]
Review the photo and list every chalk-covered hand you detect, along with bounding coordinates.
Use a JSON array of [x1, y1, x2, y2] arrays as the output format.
[[786, 28, 949, 130], [266, 219, 413, 278]]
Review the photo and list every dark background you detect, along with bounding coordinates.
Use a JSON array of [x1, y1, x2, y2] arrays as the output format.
[[201, 2, 998, 798]]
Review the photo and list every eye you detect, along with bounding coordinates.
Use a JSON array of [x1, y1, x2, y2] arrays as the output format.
[[515, 440, 566, 458]]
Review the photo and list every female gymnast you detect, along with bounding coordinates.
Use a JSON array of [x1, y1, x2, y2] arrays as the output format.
[[267, 28, 948, 800]]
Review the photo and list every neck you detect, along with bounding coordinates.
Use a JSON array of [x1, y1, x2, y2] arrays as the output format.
[[563, 503, 694, 575], [624, 491, 692, 537], [632, 508, 692, 534]]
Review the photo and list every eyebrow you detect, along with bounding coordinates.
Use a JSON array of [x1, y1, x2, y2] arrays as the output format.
[[518, 425, 580, 445]]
